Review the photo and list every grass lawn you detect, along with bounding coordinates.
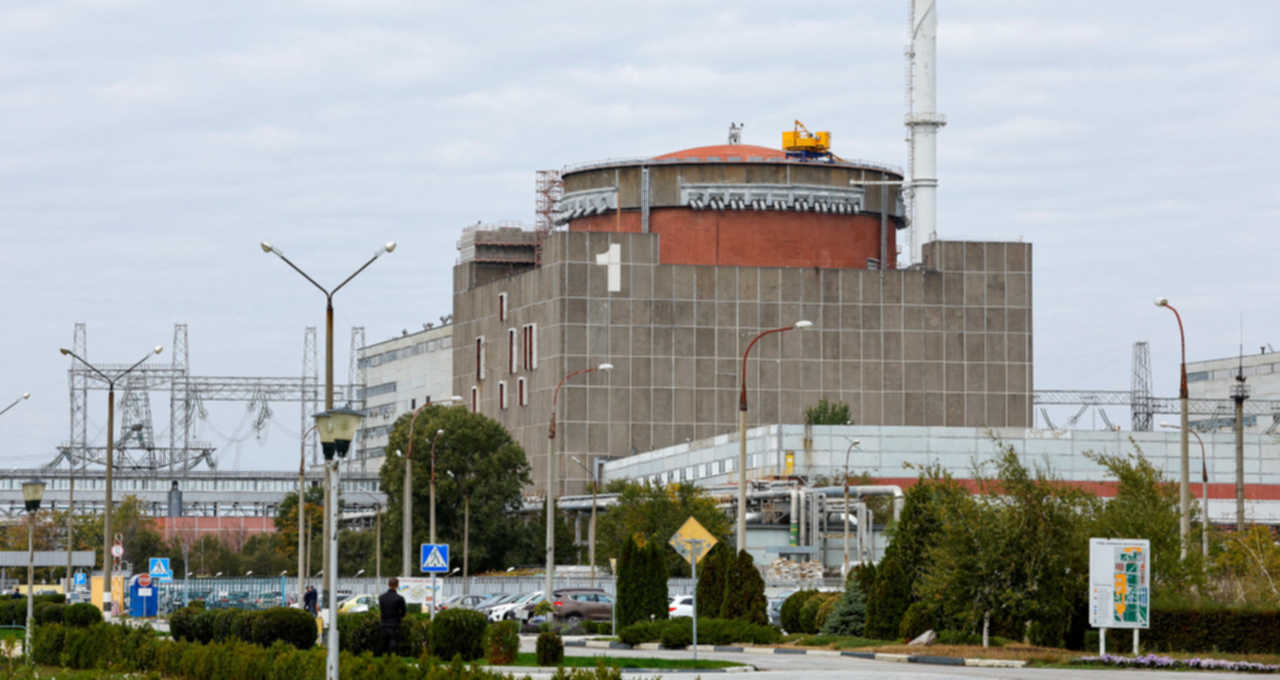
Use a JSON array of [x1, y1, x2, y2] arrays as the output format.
[[509, 652, 741, 669], [784, 633, 886, 649]]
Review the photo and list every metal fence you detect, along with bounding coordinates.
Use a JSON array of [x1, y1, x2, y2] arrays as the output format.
[[156, 577, 288, 615]]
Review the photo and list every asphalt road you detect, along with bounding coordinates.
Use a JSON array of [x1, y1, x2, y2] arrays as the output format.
[[514, 637, 1259, 679]]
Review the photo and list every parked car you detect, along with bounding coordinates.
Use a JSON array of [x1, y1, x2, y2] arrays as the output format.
[[338, 594, 376, 614], [551, 588, 613, 623], [668, 595, 694, 618], [437, 593, 488, 611], [474, 593, 515, 616], [489, 590, 543, 622]]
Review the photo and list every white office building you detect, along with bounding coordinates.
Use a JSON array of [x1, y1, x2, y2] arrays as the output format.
[[353, 323, 454, 473], [1187, 348, 1280, 433]]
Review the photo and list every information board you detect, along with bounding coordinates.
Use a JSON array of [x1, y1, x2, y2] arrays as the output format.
[[1088, 538, 1151, 629]]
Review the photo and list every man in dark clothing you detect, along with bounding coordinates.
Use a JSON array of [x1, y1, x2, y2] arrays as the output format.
[[378, 578, 407, 656], [303, 585, 318, 615]]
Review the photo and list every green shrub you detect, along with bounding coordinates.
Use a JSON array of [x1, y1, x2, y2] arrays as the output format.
[[814, 594, 840, 632], [618, 620, 664, 646], [0, 599, 23, 626], [31, 623, 64, 666], [64, 602, 103, 627], [535, 630, 564, 666], [936, 629, 981, 646], [430, 607, 487, 661], [211, 608, 238, 641], [34, 601, 65, 624], [780, 590, 817, 633], [404, 614, 432, 656], [719, 550, 767, 625], [484, 619, 519, 664], [898, 600, 938, 640], [338, 611, 382, 655], [660, 620, 692, 649], [797, 593, 829, 634], [35, 593, 66, 605], [253, 607, 317, 650], [1146, 606, 1280, 654]]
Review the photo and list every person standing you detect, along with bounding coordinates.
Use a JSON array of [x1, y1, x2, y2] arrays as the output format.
[[378, 577, 407, 656], [303, 585, 318, 615]]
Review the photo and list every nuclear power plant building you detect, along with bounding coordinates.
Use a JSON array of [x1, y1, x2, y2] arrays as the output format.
[[452, 142, 1033, 495]]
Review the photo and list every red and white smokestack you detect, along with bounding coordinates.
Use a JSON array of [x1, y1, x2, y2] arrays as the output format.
[[906, 0, 946, 265]]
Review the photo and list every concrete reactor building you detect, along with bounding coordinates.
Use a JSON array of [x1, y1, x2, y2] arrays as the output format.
[[452, 130, 1034, 496]]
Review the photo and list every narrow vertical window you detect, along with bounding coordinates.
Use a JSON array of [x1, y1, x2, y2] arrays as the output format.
[[498, 292, 507, 321], [475, 336, 486, 380], [508, 328, 516, 374], [517, 377, 527, 406], [498, 381, 507, 409], [470, 386, 478, 412]]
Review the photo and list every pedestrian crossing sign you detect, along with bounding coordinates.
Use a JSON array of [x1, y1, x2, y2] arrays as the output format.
[[420, 544, 449, 573], [149, 557, 174, 583]]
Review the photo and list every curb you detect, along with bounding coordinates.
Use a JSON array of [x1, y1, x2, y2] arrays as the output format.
[[557, 640, 1027, 669]]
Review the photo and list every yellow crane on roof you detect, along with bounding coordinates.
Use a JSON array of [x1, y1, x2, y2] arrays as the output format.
[[782, 120, 834, 160]]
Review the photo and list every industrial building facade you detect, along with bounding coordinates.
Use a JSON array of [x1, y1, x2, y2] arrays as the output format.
[[452, 144, 1034, 494], [353, 322, 454, 471]]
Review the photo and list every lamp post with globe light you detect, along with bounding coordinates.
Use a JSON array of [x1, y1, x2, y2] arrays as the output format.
[[58, 345, 162, 617], [314, 405, 363, 680], [736, 321, 813, 551], [261, 239, 395, 610], [0, 392, 29, 418], [22, 479, 44, 659]]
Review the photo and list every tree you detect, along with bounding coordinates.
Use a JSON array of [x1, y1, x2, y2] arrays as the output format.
[[695, 543, 731, 618], [862, 468, 967, 638], [616, 535, 645, 627], [821, 577, 867, 636], [719, 550, 767, 624], [596, 482, 730, 577], [274, 484, 324, 568], [381, 405, 535, 574], [804, 399, 851, 425]]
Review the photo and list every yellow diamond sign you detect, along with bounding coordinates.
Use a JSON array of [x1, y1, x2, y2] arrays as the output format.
[[669, 516, 718, 566]]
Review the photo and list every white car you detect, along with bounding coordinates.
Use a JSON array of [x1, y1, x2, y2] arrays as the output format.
[[488, 590, 543, 622], [668, 595, 694, 618]]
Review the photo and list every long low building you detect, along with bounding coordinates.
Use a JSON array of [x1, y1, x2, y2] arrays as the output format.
[[603, 424, 1280, 524], [0, 468, 385, 519]]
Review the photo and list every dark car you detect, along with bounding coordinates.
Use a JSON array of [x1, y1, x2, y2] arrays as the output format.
[[551, 588, 613, 623]]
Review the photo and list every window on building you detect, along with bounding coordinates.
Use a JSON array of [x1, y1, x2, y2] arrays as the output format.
[[521, 323, 538, 371], [470, 386, 478, 412], [508, 328, 516, 374], [475, 336, 486, 380], [517, 377, 527, 406], [498, 292, 508, 321], [498, 381, 508, 409]]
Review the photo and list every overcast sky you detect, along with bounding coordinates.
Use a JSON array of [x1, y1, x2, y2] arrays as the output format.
[[3, 1, 1277, 470]]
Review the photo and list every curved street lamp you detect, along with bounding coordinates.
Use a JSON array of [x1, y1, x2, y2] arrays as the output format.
[[545, 362, 613, 600], [58, 345, 162, 617], [736, 321, 813, 550], [1162, 422, 1210, 559], [1155, 297, 1190, 559], [0, 392, 29, 418]]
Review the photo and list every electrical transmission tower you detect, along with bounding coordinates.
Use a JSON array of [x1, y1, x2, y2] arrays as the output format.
[[54, 323, 365, 472], [1131, 341, 1154, 431]]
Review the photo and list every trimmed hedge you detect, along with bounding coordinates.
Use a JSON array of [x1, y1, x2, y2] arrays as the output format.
[[170, 605, 316, 649], [34, 601, 65, 624], [779, 590, 818, 633], [431, 608, 488, 661], [618, 617, 782, 647], [1146, 607, 1280, 654], [65, 602, 103, 627], [535, 630, 564, 666]]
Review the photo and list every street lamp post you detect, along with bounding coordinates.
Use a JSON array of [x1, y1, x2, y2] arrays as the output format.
[[842, 439, 861, 577], [22, 479, 45, 659], [314, 405, 363, 680], [298, 424, 316, 606], [545, 363, 614, 602], [737, 321, 813, 551], [400, 396, 461, 604], [1162, 422, 1210, 559], [59, 345, 162, 617], [1155, 297, 1190, 559], [261, 239, 395, 610], [0, 392, 29, 418]]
